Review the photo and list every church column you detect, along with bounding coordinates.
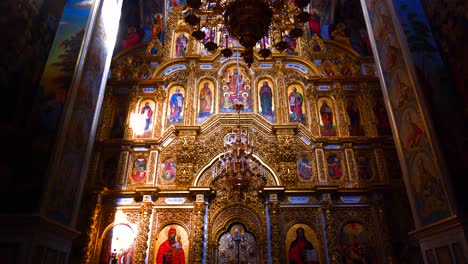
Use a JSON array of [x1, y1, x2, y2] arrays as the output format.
[[321, 195, 338, 263], [332, 83, 349, 137], [268, 199, 282, 264], [134, 199, 153, 264], [117, 146, 131, 188], [97, 87, 114, 140], [306, 84, 321, 138], [124, 87, 140, 140], [361, 0, 467, 260], [184, 63, 196, 125], [315, 144, 328, 184], [274, 61, 288, 124], [344, 143, 358, 186], [190, 198, 206, 263]]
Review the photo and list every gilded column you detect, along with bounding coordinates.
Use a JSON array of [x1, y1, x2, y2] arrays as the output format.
[[82, 194, 102, 264], [359, 82, 378, 137], [134, 202, 153, 264], [373, 144, 387, 183], [97, 87, 113, 140], [184, 63, 196, 125], [117, 146, 130, 188], [332, 83, 349, 137], [306, 84, 320, 137], [315, 143, 327, 183], [344, 143, 358, 185], [124, 86, 140, 140], [322, 200, 338, 263], [190, 201, 206, 263], [268, 201, 281, 264], [275, 61, 288, 124]]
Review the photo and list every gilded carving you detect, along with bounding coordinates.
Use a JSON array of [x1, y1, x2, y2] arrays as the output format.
[[134, 203, 153, 263], [117, 150, 130, 187], [332, 84, 349, 137], [360, 83, 379, 137]]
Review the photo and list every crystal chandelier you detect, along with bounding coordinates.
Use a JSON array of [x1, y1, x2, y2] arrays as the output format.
[[184, 0, 312, 66], [212, 103, 267, 195]]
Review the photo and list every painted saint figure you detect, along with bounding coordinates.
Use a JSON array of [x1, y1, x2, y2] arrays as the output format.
[[289, 227, 318, 264], [156, 227, 185, 264], [198, 82, 212, 118], [346, 98, 362, 136], [259, 81, 273, 116], [289, 87, 304, 122], [175, 33, 188, 57], [169, 89, 184, 123], [320, 100, 333, 130], [140, 102, 153, 131]]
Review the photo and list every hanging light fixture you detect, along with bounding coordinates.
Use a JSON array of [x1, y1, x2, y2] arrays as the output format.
[[212, 103, 267, 195], [184, 0, 311, 67]]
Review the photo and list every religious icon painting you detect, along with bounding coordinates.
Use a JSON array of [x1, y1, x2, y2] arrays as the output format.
[[173, 31, 189, 58], [339, 222, 377, 264], [258, 78, 275, 123], [400, 107, 425, 151], [99, 224, 136, 264], [355, 151, 377, 182], [130, 157, 147, 184], [297, 157, 313, 181], [346, 97, 364, 136], [373, 97, 391, 136], [410, 152, 451, 225], [218, 223, 257, 264], [155, 225, 189, 264], [197, 80, 214, 124], [161, 157, 176, 182], [286, 224, 320, 264], [167, 86, 185, 125], [326, 152, 344, 181], [220, 65, 252, 113], [132, 99, 156, 139], [318, 97, 337, 136], [287, 85, 306, 124]]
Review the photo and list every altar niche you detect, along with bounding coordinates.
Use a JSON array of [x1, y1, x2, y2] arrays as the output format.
[[217, 223, 258, 264]]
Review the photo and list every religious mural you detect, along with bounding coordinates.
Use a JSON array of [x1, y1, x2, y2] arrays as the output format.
[[355, 151, 377, 182], [155, 225, 189, 264], [220, 65, 252, 112], [173, 32, 189, 58], [161, 157, 176, 182], [288, 85, 306, 124], [339, 222, 377, 264], [99, 224, 136, 264], [318, 97, 336, 136], [130, 157, 147, 184], [346, 97, 364, 136], [133, 99, 156, 139], [218, 224, 257, 264], [167, 86, 185, 125], [326, 153, 344, 181], [197, 80, 214, 124], [286, 224, 320, 264], [258, 79, 275, 123]]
